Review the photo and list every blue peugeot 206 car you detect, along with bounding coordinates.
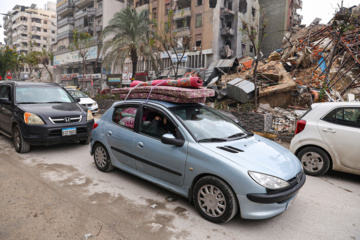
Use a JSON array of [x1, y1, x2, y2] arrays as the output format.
[[90, 99, 305, 223]]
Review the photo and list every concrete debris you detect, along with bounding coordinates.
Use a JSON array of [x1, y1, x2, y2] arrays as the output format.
[[205, 9, 359, 140]]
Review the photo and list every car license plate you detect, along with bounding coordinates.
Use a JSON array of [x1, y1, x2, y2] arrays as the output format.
[[62, 127, 76, 136], [286, 195, 297, 210]]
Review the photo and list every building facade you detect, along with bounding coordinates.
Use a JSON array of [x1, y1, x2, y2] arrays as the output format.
[[121, 0, 260, 76], [3, 2, 57, 54], [259, 0, 303, 57], [53, 0, 128, 89]]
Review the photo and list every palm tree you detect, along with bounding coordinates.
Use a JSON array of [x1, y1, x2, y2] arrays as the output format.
[[101, 7, 150, 77]]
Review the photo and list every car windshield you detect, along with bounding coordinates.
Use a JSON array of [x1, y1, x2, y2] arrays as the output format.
[[68, 90, 89, 98], [170, 105, 248, 142], [16, 86, 74, 104]]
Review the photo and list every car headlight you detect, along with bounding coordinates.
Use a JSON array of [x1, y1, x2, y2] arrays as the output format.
[[248, 171, 289, 190], [92, 102, 97, 107], [87, 109, 94, 121], [24, 112, 44, 124]]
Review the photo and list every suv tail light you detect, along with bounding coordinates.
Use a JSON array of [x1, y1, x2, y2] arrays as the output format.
[[295, 120, 306, 135], [93, 122, 98, 129]]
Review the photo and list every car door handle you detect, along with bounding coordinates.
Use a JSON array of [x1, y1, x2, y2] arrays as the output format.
[[137, 142, 144, 148], [322, 128, 336, 133], [107, 131, 112, 136]]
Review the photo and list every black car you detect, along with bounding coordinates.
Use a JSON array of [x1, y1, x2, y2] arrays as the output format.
[[0, 81, 95, 153]]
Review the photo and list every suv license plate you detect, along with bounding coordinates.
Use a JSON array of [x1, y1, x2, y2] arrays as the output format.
[[62, 127, 77, 136]]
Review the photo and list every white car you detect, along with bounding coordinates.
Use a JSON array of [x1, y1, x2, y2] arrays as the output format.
[[290, 102, 360, 176], [67, 89, 99, 115]]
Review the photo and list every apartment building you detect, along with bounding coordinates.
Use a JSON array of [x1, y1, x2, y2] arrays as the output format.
[[54, 0, 128, 88], [123, 0, 260, 75], [259, 0, 303, 57], [3, 3, 57, 54]]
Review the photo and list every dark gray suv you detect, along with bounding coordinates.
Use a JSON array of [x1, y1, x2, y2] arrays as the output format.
[[0, 81, 94, 153]]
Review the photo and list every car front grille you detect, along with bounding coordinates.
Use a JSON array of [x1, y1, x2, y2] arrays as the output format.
[[49, 115, 82, 124], [81, 103, 93, 108]]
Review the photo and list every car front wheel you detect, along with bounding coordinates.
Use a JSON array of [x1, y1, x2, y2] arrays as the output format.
[[13, 125, 30, 153], [297, 147, 330, 176], [93, 143, 113, 172], [193, 176, 238, 224]]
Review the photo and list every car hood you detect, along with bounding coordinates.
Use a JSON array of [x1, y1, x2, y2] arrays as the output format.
[[199, 134, 301, 180], [19, 103, 86, 117]]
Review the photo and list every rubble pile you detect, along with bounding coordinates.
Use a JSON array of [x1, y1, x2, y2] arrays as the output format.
[[206, 12, 360, 138]]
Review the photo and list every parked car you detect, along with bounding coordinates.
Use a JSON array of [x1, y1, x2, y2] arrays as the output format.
[[90, 99, 305, 223], [66, 89, 99, 115], [0, 81, 94, 153], [290, 102, 360, 176]]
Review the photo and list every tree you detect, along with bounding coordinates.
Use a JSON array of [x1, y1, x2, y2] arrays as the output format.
[[35, 47, 54, 82], [152, 9, 191, 79], [101, 7, 150, 77], [68, 29, 93, 84], [240, 9, 268, 108], [0, 46, 19, 79]]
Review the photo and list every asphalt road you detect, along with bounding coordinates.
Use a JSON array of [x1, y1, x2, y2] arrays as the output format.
[[0, 123, 359, 239]]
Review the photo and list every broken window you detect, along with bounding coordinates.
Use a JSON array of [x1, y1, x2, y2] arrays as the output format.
[[250, 45, 254, 53], [252, 7, 256, 18], [239, 0, 247, 13], [209, 0, 217, 8], [196, 40, 202, 47], [226, 21, 232, 28], [196, 14, 202, 28]]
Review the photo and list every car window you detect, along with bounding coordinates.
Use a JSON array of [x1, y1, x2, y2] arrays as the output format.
[[170, 105, 247, 141], [323, 107, 360, 127], [68, 90, 89, 98], [16, 86, 73, 103], [112, 106, 138, 130], [0, 85, 11, 101], [139, 107, 176, 139]]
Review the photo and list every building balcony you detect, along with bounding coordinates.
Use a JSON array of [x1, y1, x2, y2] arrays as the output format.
[[173, 7, 191, 20], [57, 30, 74, 40], [220, 46, 233, 58], [96, 8, 103, 17], [58, 17, 75, 28], [75, 0, 94, 9], [135, 3, 149, 13], [171, 27, 190, 37], [221, 27, 235, 36], [95, 25, 102, 32], [294, 0, 303, 9], [221, 8, 235, 17], [57, 2, 75, 17], [75, 8, 96, 19]]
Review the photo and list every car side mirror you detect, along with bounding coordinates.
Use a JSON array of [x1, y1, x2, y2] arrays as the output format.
[[75, 97, 81, 102], [161, 133, 184, 147]]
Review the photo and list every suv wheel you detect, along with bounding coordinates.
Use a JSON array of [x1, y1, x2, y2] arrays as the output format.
[[297, 147, 330, 176], [193, 176, 238, 223], [13, 125, 30, 153]]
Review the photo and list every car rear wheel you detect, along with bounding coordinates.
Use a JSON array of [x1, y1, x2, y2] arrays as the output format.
[[93, 143, 113, 172], [297, 147, 330, 176], [13, 125, 30, 153], [193, 176, 238, 224]]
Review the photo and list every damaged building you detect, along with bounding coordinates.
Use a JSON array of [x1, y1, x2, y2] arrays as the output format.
[[120, 0, 260, 74]]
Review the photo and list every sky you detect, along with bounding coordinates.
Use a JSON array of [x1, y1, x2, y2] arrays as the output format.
[[1, 0, 360, 44]]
